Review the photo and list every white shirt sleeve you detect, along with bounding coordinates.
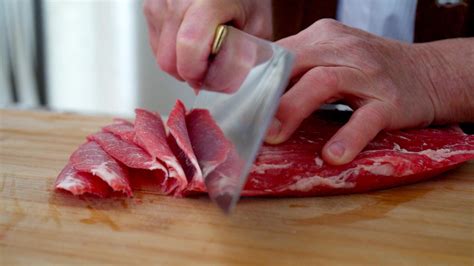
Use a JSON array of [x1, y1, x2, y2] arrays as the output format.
[[336, 0, 418, 43]]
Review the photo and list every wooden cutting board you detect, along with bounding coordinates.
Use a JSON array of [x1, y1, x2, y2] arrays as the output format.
[[1, 108, 473, 265]]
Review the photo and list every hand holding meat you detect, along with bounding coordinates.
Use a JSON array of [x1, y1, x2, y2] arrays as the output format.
[[143, 0, 272, 89], [265, 19, 474, 165]]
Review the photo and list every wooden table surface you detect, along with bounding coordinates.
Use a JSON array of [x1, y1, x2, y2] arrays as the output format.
[[1, 109, 473, 265]]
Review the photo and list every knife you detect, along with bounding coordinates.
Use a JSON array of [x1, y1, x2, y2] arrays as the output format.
[[193, 25, 294, 213]]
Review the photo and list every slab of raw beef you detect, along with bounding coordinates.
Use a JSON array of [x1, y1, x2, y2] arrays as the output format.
[[55, 163, 111, 197], [134, 109, 187, 194], [69, 141, 132, 196], [243, 112, 474, 196], [166, 100, 204, 192], [55, 101, 474, 199]]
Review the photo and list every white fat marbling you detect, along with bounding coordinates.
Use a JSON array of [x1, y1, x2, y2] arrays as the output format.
[[189, 157, 204, 182], [314, 157, 324, 168], [392, 143, 474, 162], [419, 149, 474, 162], [163, 155, 186, 182], [91, 162, 117, 184], [57, 174, 86, 190], [288, 161, 400, 192], [251, 162, 293, 174], [148, 159, 168, 174]]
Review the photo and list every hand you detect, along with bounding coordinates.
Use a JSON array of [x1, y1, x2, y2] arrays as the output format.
[[265, 19, 469, 165], [143, 0, 272, 89]]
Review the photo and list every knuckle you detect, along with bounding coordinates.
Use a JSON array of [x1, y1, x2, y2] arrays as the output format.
[[176, 26, 197, 45], [250, 16, 271, 39], [143, 0, 153, 17], [361, 104, 389, 129], [313, 18, 340, 31], [309, 68, 339, 90]]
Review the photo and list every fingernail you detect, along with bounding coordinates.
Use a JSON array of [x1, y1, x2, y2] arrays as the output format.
[[265, 119, 282, 143], [327, 141, 345, 159]]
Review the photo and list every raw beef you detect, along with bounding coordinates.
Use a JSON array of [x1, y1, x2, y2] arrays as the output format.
[[186, 109, 232, 177], [55, 101, 474, 200], [55, 163, 111, 197], [167, 100, 204, 192], [243, 111, 474, 196], [69, 141, 132, 196], [134, 109, 186, 194], [185, 107, 244, 207], [204, 148, 245, 209], [102, 119, 136, 143], [88, 131, 167, 174]]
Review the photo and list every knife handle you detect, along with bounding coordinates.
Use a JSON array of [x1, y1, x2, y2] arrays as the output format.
[[211, 25, 228, 55]]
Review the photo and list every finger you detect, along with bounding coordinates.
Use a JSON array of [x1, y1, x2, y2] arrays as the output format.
[[145, 19, 159, 57], [265, 67, 342, 144], [143, 0, 163, 57], [203, 28, 258, 92], [156, 20, 184, 81], [176, 3, 238, 85], [322, 102, 389, 165]]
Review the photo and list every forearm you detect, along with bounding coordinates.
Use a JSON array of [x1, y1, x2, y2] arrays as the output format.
[[414, 38, 474, 124]]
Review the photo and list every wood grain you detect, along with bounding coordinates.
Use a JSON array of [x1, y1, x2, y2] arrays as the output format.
[[1, 109, 473, 265]]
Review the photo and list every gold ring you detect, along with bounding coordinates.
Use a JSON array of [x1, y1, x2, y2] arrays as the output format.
[[211, 25, 228, 55]]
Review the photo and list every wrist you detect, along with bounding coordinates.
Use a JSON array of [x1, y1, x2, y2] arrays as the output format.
[[411, 41, 474, 124]]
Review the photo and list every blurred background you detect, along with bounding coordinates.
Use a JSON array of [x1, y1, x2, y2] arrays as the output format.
[[0, 0, 195, 117]]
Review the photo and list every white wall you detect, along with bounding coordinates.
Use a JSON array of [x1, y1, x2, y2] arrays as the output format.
[[0, 0, 39, 107], [45, 0, 194, 117]]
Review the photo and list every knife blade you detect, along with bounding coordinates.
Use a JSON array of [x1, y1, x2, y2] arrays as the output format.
[[193, 25, 294, 213]]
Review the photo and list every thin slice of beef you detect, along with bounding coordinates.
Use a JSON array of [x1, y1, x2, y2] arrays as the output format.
[[186, 109, 232, 178], [204, 148, 245, 209], [184, 106, 246, 203], [69, 141, 132, 196], [88, 132, 167, 174], [128, 168, 167, 194], [55, 163, 111, 197], [102, 119, 135, 143], [134, 108, 187, 195], [167, 100, 204, 192]]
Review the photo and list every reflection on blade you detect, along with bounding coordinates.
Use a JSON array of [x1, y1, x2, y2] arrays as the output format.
[[204, 148, 243, 213], [193, 26, 294, 213]]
